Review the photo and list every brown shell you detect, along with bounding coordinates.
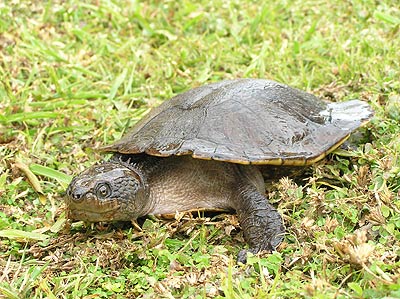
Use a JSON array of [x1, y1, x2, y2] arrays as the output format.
[[101, 79, 373, 166]]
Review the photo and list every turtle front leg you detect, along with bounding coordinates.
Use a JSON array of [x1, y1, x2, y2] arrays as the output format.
[[234, 184, 285, 263]]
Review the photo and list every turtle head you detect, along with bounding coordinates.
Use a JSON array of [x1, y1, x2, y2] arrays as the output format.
[[66, 160, 149, 222]]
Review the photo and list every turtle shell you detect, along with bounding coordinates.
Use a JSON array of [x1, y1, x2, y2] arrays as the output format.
[[101, 79, 373, 166]]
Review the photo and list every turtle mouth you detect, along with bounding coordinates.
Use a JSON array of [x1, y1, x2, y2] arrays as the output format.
[[66, 197, 121, 222]]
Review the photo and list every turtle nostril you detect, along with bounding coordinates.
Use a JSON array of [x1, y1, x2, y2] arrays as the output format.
[[71, 187, 85, 202]]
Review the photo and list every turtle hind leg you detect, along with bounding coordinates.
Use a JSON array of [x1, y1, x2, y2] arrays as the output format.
[[234, 184, 285, 264]]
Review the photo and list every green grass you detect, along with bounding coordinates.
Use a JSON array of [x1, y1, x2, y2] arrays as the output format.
[[1, 0, 399, 298]]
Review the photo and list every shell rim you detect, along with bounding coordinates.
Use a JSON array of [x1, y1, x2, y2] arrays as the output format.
[[99, 111, 372, 166]]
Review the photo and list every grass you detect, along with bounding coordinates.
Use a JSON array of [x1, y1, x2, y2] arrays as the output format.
[[1, 0, 399, 298]]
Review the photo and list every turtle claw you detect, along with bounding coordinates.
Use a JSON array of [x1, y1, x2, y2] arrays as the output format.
[[237, 249, 250, 264], [236, 234, 284, 264]]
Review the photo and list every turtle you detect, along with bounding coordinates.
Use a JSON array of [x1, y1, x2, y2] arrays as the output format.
[[66, 78, 373, 262]]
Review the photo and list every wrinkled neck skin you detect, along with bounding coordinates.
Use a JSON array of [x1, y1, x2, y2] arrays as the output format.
[[66, 154, 154, 222], [111, 153, 160, 180], [109, 153, 170, 216]]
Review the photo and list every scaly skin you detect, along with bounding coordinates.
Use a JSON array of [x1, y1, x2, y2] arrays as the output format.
[[234, 181, 284, 263], [66, 155, 285, 262]]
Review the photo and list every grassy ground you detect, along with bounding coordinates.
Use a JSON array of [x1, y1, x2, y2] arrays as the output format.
[[1, 0, 399, 298]]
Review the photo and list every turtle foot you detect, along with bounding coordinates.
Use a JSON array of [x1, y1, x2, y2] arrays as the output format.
[[236, 234, 284, 264]]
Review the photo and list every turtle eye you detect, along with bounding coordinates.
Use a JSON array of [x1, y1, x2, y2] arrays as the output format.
[[96, 183, 111, 198]]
